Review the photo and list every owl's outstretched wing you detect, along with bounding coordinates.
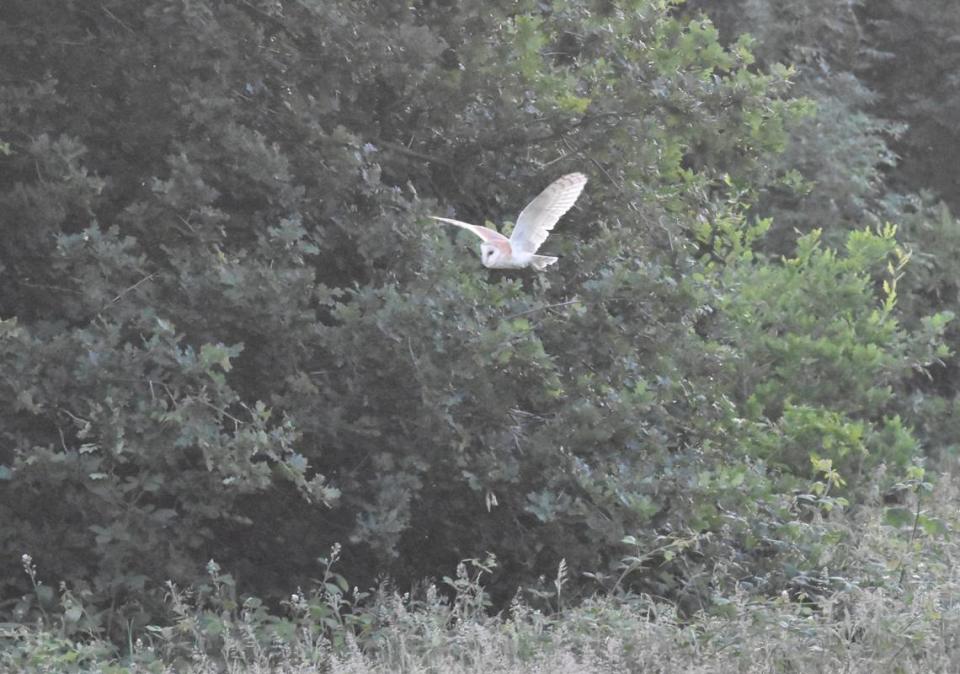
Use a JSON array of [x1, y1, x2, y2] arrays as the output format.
[[430, 216, 509, 243], [509, 173, 587, 254]]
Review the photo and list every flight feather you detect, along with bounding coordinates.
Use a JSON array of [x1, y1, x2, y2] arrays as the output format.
[[510, 173, 587, 254]]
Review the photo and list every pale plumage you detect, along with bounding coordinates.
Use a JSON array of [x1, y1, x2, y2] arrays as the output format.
[[431, 173, 587, 270]]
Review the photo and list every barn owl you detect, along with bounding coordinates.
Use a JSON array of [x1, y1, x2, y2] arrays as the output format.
[[431, 172, 587, 270]]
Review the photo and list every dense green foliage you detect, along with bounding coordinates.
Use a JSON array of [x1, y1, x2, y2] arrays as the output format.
[[689, 0, 960, 455], [1, 0, 958, 655]]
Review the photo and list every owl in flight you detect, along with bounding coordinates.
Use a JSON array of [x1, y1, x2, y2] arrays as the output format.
[[431, 172, 587, 270]]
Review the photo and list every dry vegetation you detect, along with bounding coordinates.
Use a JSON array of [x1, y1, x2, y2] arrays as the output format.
[[5, 476, 959, 673]]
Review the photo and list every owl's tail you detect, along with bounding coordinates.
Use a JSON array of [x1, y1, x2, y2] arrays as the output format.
[[529, 255, 559, 271]]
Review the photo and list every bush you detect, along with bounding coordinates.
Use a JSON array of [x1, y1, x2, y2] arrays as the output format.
[[0, 0, 954, 643]]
